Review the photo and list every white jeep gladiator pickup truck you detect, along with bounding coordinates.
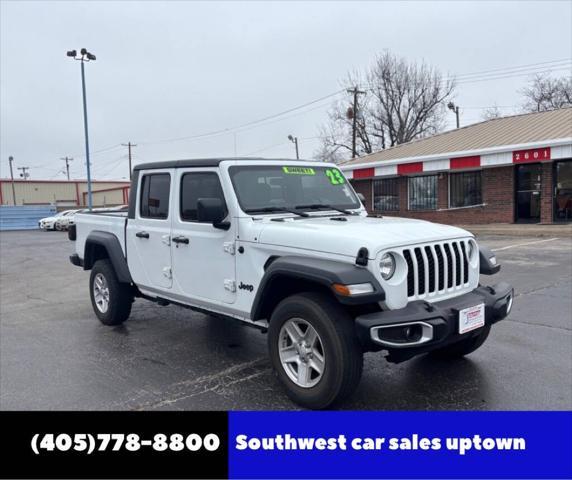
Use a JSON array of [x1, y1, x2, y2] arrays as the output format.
[[69, 158, 513, 408]]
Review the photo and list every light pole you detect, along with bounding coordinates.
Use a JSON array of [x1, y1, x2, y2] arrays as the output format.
[[288, 135, 299, 159], [447, 101, 460, 129], [8, 156, 16, 205], [67, 48, 96, 209]]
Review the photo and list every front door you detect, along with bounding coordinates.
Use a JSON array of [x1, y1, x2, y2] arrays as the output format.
[[554, 160, 572, 223], [516, 164, 542, 223], [170, 169, 236, 305], [126, 170, 173, 290]]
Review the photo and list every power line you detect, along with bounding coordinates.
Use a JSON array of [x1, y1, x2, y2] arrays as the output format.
[[360, 60, 571, 90], [137, 89, 346, 146], [452, 59, 571, 80], [455, 66, 571, 85]]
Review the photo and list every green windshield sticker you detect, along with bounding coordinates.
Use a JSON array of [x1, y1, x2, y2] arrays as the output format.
[[283, 166, 316, 175], [325, 168, 345, 185]]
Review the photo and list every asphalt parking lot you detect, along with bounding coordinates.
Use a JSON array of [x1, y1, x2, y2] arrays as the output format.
[[0, 230, 570, 411]]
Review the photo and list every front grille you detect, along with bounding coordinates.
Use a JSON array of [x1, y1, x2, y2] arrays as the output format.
[[403, 240, 470, 298]]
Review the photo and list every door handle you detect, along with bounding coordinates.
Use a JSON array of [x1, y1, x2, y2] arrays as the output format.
[[135, 231, 149, 239], [172, 236, 189, 245]]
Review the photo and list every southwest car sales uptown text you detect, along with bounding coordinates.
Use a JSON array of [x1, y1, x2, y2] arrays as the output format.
[[235, 434, 526, 456]]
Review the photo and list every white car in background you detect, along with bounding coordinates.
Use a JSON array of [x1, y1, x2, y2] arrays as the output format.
[[55, 209, 82, 231], [39, 210, 78, 231]]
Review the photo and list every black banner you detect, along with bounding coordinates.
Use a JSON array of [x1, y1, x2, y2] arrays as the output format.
[[0, 412, 228, 479]]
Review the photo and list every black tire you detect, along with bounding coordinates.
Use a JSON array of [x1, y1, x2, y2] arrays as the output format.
[[268, 292, 363, 409], [429, 325, 491, 359], [89, 259, 133, 326]]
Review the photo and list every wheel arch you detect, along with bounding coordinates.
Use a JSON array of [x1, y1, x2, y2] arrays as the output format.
[[83, 231, 132, 284], [250, 256, 385, 322]]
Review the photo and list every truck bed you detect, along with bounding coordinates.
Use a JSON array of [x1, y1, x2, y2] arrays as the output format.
[[75, 211, 128, 258]]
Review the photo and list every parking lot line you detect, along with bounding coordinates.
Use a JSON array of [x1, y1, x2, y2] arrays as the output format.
[[492, 237, 559, 252]]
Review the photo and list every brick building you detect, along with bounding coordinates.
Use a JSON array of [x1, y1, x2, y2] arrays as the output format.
[[341, 108, 572, 224]]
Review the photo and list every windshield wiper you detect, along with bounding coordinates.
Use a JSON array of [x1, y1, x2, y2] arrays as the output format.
[[244, 206, 310, 217], [295, 204, 357, 215]]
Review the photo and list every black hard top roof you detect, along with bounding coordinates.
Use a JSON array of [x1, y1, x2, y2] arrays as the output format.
[[133, 157, 314, 171]]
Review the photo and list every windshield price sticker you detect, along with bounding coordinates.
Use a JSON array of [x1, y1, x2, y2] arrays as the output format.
[[282, 166, 315, 175], [325, 168, 345, 185]]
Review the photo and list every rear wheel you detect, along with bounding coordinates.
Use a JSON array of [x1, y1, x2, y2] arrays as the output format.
[[89, 259, 133, 325], [429, 325, 491, 359], [268, 292, 363, 409]]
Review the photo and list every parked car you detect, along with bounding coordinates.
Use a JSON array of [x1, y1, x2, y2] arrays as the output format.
[[69, 159, 513, 409], [39, 210, 77, 231], [54, 209, 81, 231]]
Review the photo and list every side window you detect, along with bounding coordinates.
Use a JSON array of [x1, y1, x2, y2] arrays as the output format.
[[180, 172, 227, 222], [140, 173, 171, 219]]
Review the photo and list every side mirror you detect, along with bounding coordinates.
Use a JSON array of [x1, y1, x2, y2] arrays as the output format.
[[357, 193, 366, 203], [197, 198, 230, 230]]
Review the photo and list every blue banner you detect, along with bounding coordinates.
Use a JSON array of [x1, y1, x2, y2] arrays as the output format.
[[228, 411, 572, 479]]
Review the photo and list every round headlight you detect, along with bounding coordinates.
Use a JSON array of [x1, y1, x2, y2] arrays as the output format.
[[379, 253, 396, 280]]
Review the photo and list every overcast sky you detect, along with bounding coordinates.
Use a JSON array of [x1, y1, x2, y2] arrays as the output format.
[[1, 0, 571, 181]]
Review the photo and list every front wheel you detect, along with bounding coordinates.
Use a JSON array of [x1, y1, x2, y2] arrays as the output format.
[[429, 325, 491, 359], [89, 259, 133, 325], [268, 292, 363, 409]]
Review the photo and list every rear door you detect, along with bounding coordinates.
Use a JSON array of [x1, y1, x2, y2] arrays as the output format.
[[126, 169, 173, 290], [170, 168, 236, 304]]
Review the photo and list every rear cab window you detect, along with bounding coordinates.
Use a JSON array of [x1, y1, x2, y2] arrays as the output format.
[[140, 173, 171, 219]]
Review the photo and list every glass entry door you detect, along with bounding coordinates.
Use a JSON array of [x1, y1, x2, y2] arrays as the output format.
[[554, 160, 572, 222], [516, 164, 542, 223]]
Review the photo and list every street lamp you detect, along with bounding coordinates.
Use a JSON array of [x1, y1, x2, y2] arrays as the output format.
[[447, 101, 460, 129], [67, 48, 96, 209], [288, 135, 299, 159]]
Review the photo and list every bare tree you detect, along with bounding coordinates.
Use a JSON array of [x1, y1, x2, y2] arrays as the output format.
[[312, 143, 345, 163], [481, 104, 503, 121], [318, 52, 456, 161], [520, 74, 572, 112]]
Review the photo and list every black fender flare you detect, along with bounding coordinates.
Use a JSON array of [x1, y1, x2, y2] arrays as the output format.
[[479, 245, 501, 275], [84, 231, 132, 284], [250, 256, 385, 321]]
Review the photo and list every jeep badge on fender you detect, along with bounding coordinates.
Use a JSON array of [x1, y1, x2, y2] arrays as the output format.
[[69, 158, 514, 409], [239, 282, 254, 292]]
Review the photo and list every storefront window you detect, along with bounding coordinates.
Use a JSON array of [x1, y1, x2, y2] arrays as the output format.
[[408, 175, 437, 210], [554, 160, 572, 222], [373, 178, 399, 211], [450, 171, 483, 208]]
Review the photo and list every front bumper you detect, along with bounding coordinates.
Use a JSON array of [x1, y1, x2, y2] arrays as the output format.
[[355, 282, 513, 362]]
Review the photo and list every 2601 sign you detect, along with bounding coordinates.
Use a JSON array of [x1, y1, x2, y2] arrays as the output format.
[[513, 147, 551, 163]]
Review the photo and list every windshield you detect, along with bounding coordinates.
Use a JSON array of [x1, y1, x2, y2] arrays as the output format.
[[229, 165, 360, 213]]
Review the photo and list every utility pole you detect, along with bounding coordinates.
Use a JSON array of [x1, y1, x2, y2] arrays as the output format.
[[8, 156, 16, 205], [287, 135, 299, 159], [447, 102, 460, 129], [61, 157, 73, 181], [122, 142, 136, 178], [67, 48, 96, 209], [347, 87, 366, 158], [17, 167, 30, 180]]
